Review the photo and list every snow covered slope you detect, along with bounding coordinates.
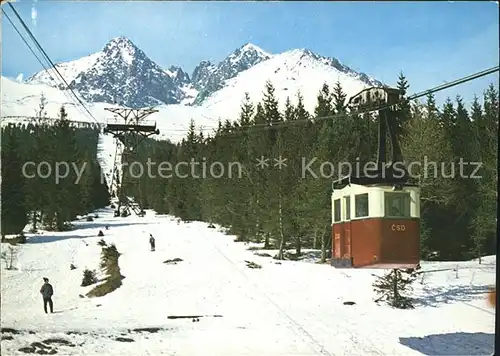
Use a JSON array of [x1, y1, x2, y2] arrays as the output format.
[[27, 52, 101, 87], [191, 42, 273, 104], [96, 134, 119, 193], [0, 76, 212, 143], [0, 208, 495, 355], [2, 37, 384, 145], [1, 46, 378, 143], [26, 37, 194, 108], [201, 48, 377, 118]]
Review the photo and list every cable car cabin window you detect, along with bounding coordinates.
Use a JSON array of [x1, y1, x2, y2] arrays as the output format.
[[334, 199, 341, 222], [344, 196, 351, 220], [354, 193, 369, 218], [385, 192, 411, 218]]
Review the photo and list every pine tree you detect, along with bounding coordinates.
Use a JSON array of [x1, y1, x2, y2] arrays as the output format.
[[396, 72, 411, 136], [260, 81, 284, 249], [283, 96, 295, 122], [314, 83, 334, 118], [1, 117, 108, 233], [331, 81, 348, 115], [400, 95, 455, 258], [239, 92, 254, 126], [1, 126, 28, 235], [50, 106, 81, 230], [248, 102, 272, 247], [175, 120, 203, 221], [263, 80, 282, 147], [470, 85, 499, 261], [199, 136, 219, 226], [228, 94, 258, 241], [24, 122, 50, 231], [35, 93, 48, 124], [91, 161, 110, 209], [373, 268, 417, 309]]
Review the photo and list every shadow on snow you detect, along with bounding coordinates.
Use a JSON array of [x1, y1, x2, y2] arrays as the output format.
[[70, 221, 151, 231], [412, 284, 491, 308], [399, 332, 494, 355], [24, 222, 151, 244]]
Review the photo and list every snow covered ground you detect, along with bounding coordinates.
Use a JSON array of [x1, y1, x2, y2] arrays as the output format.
[[0, 76, 217, 143], [1, 208, 495, 355]]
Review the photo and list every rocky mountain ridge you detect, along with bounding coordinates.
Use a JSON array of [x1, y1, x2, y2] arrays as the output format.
[[26, 36, 383, 108]]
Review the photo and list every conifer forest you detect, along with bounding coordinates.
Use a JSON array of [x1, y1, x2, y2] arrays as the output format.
[[1, 76, 498, 262]]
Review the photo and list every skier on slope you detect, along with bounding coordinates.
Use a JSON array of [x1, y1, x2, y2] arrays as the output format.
[[40, 277, 54, 314], [149, 234, 155, 251]]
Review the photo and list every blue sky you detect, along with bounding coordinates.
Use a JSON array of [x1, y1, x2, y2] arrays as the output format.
[[2, 0, 499, 105]]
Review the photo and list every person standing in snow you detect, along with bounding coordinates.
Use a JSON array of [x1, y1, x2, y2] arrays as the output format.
[[149, 234, 155, 251], [40, 277, 54, 314]]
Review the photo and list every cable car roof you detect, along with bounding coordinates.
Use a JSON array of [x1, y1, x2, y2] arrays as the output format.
[[332, 169, 418, 190]]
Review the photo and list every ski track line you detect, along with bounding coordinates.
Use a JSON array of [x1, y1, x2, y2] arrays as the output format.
[[332, 267, 387, 355], [199, 230, 385, 356], [462, 301, 495, 316]]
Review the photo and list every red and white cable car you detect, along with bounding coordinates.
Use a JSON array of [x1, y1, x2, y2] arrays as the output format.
[[330, 87, 421, 269]]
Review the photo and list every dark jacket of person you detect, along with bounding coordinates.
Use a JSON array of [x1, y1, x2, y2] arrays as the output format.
[[40, 283, 53, 299]]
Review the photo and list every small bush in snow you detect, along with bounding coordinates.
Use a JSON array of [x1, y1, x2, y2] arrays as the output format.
[[245, 260, 262, 269], [81, 269, 98, 286], [1, 246, 17, 270], [87, 243, 123, 297], [60, 222, 74, 231], [97, 239, 107, 247], [70, 264, 77, 270], [373, 268, 417, 309]]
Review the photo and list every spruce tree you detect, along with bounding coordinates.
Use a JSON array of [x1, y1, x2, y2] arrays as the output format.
[[332, 80, 348, 115], [396, 72, 411, 136], [51, 106, 81, 229], [314, 83, 334, 119], [1, 126, 28, 235], [470, 85, 499, 260], [248, 102, 272, 247], [373, 268, 417, 309]]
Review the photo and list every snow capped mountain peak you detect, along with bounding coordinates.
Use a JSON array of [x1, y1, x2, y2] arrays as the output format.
[[26, 37, 143, 87], [102, 36, 140, 66], [239, 42, 272, 57], [229, 42, 272, 64], [166, 65, 191, 86], [105, 35, 135, 47], [16, 38, 384, 121], [26, 52, 102, 86], [191, 42, 274, 104], [288, 47, 313, 55], [279, 47, 382, 87]]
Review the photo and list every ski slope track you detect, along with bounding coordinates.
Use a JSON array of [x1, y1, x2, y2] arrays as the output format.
[[96, 133, 118, 192], [1, 208, 495, 355]]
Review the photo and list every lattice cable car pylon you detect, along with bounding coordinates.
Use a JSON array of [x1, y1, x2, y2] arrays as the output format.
[[103, 108, 159, 217]]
